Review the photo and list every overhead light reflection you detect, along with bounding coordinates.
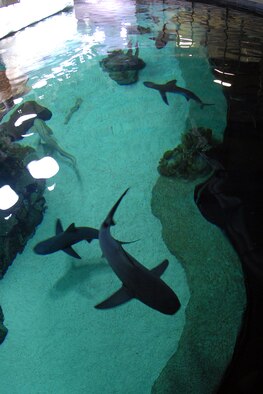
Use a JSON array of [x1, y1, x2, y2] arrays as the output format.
[[13, 97, 23, 105], [21, 132, 34, 138], [0, 185, 19, 210], [93, 29, 106, 43], [214, 68, 235, 76], [32, 79, 47, 89], [47, 183, 56, 191], [178, 36, 193, 48], [214, 79, 232, 87], [14, 113, 37, 127], [120, 27, 127, 38], [27, 156, 59, 179]]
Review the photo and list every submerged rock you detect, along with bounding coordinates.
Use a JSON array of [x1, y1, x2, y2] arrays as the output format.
[[158, 127, 218, 179], [0, 130, 46, 278], [0, 305, 8, 344], [100, 44, 146, 85], [0, 100, 52, 141]]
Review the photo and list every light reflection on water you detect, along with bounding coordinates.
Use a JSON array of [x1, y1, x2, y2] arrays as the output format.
[[0, 1, 262, 109], [0, 2, 262, 394]]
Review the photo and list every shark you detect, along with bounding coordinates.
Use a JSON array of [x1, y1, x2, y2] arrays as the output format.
[[96, 188, 181, 315], [150, 23, 170, 49], [32, 118, 77, 167], [143, 79, 214, 108], [34, 219, 99, 259]]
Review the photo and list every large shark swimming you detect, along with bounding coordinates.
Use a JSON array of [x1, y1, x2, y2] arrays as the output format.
[[96, 188, 181, 315], [143, 79, 213, 108], [34, 219, 99, 259]]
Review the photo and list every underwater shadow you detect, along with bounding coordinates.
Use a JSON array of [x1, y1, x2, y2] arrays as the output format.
[[49, 258, 109, 299]]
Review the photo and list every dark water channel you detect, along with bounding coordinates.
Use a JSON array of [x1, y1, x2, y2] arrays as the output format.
[[179, 2, 263, 393]]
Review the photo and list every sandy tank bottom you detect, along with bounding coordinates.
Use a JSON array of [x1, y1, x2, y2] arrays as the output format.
[[0, 43, 196, 394]]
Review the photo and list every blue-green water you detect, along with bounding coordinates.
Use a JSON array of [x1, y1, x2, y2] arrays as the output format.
[[1, 1, 259, 393]]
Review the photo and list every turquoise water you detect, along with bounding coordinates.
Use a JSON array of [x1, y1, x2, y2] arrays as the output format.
[[0, 1, 245, 393]]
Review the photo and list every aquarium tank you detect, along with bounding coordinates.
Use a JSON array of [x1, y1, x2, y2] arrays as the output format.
[[0, 0, 263, 393]]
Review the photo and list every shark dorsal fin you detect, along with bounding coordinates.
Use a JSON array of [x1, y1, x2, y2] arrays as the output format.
[[167, 79, 177, 86], [56, 219, 63, 235], [65, 223, 77, 233]]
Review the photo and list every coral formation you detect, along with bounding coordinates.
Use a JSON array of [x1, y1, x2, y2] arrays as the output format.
[[100, 44, 146, 85], [158, 127, 218, 179]]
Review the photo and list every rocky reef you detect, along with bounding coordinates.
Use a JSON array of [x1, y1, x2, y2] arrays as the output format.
[[100, 43, 146, 85], [158, 127, 219, 179], [0, 100, 52, 141], [0, 101, 50, 279], [0, 137, 46, 279]]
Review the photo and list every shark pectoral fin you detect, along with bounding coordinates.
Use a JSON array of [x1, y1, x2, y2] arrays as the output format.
[[160, 91, 169, 105], [63, 246, 81, 259], [151, 259, 169, 277], [118, 238, 141, 245], [56, 219, 63, 235], [95, 286, 133, 309]]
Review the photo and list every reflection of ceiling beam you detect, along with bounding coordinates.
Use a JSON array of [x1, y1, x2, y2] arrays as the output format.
[[0, 0, 20, 8]]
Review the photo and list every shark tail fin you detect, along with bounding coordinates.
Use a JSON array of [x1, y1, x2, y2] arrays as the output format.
[[104, 188, 129, 227]]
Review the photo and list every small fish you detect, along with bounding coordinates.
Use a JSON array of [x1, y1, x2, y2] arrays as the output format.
[[64, 98, 83, 125], [34, 219, 99, 259], [96, 188, 181, 315], [154, 23, 170, 49], [143, 79, 214, 108]]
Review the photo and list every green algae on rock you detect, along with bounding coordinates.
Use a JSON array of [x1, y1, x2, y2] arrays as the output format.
[[158, 127, 219, 179], [0, 100, 52, 142], [151, 176, 246, 394], [0, 305, 8, 345], [100, 45, 146, 85]]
